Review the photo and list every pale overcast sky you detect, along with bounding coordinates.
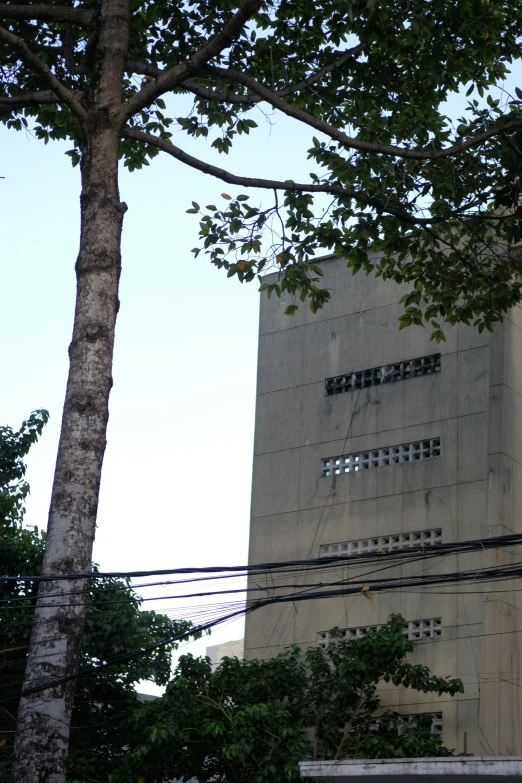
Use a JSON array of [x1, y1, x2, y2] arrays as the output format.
[[2, 66, 521, 688], [1, 98, 327, 676]]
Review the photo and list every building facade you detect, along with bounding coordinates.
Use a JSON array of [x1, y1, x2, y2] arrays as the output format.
[[244, 254, 522, 756], [205, 637, 244, 669]]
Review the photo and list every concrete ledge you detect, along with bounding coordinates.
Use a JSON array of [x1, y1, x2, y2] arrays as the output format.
[[299, 757, 522, 782]]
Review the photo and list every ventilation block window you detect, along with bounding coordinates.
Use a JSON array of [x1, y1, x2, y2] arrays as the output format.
[[322, 438, 441, 477], [370, 713, 443, 735], [325, 354, 441, 396], [317, 618, 442, 648], [319, 529, 442, 557]]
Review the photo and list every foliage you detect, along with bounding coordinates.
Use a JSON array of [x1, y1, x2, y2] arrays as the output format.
[[0, 409, 49, 528], [109, 616, 463, 783], [2, 1, 522, 336], [0, 414, 196, 782]]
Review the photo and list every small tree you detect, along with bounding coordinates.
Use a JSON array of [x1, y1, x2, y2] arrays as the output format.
[[109, 616, 463, 783], [1, 2, 520, 778], [0, 414, 195, 782]]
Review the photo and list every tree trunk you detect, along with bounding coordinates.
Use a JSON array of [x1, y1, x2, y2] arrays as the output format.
[[10, 0, 131, 777], [10, 127, 125, 783]]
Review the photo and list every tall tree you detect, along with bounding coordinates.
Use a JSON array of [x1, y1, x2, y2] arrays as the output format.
[[0, 412, 195, 783], [109, 616, 464, 783], [1, 1, 522, 779]]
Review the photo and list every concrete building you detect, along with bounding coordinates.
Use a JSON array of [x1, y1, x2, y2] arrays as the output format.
[[244, 254, 522, 757], [205, 637, 244, 669]]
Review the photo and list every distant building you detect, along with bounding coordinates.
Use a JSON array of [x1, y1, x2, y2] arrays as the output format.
[[136, 692, 158, 702], [205, 637, 244, 668], [245, 254, 522, 756]]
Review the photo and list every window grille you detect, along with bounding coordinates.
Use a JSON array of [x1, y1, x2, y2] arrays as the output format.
[[400, 713, 443, 734], [317, 618, 442, 648], [430, 713, 444, 734], [317, 626, 379, 647], [319, 529, 442, 558], [322, 438, 441, 477], [325, 354, 440, 396], [404, 618, 442, 640], [369, 712, 443, 735]]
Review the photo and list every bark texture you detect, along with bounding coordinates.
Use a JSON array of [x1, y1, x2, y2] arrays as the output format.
[[10, 1, 130, 781]]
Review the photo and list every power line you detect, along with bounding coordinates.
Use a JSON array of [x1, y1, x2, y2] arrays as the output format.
[[3, 532, 522, 701], [5, 560, 522, 701], [0, 605, 248, 704], [4, 553, 522, 628], [3, 531, 522, 583]]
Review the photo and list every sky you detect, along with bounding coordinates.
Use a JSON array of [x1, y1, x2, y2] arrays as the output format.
[[1, 96, 329, 685], [2, 62, 522, 693]]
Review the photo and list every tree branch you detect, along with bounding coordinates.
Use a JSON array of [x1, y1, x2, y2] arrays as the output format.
[[36, 44, 65, 55], [34, 40, 87, 74], [63, 24, 77, 74], [120, 0, 262, 121], [126, 42, 367, 105], [334, 693, 364, 759], [509, 244, 522, 261], [122, 127, 439, 226], [0, 3, 94, 26], [125, 60, 161, 78], [0, 25, 87, 121], [0, 89, 64, 107], [206, 65, 522, 162]]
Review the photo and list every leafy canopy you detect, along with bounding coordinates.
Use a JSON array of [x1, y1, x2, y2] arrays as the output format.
[[0, 409, 49, 529], [0, 413, 197, 783], [2, 0, 522, 337], [109, 616, 463, 783]]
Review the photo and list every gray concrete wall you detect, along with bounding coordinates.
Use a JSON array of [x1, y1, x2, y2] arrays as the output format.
[[479, 304, 522, 757], [245, 255, 522, 756], [205, 638, 244, 669], [300, 757, 522, 781]]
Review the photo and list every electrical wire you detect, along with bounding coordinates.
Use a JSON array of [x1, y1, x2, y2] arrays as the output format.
[[4, 561, 522, 701], [4, 531, 522, 583], [3, 532, 522, 701]]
